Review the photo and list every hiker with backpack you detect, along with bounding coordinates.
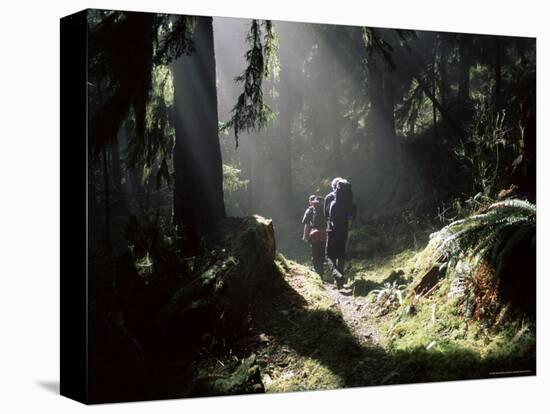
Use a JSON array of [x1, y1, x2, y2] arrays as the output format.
[[324, 177, 343, 220], [325, 178, 355, 289], [302, 195, 327, 276]]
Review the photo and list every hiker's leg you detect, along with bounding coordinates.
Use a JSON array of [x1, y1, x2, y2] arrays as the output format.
[[326, 246, 337, 275], [331, 232, 342, 273], [336, 251, 346, 275], [325, 233, 338, 275], [335, 228, 348, 276], [327, 231, 344, 287], [310, 242, 317, 269], [312, 242, 324, 276]]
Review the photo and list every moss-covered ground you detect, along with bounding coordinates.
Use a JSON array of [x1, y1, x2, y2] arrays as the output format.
[[236, 245, 536, 392], [189, 239, 535, 396], [345, 246, 535, 383]]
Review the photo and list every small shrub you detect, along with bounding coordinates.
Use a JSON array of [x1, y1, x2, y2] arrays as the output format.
[[370, 281, 407, 314]]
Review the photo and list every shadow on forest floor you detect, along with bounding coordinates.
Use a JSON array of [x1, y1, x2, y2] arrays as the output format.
[[84, 245, 536, 401], [250, 262, 391, 389]]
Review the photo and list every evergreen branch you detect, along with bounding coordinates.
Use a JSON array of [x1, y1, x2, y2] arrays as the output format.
[[222, 19, 278, 148]]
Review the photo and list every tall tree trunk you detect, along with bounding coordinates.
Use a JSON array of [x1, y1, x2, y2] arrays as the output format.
[[432, 43, 438, 140], [172, 16, 226, 250], [110, 137, 122, 192], [437, 34, 450, 136], [368, 55, 397, 159], [366, 49, 399, 206], [114, 125, 132, 213], [120, 123, 145, 213], [328, 58, 341, 173], [438, 35, 449, 108], [457, 35, 471, 107], [279, 23, 293, 210], [494, 36, 502, 110], [402, 41, 465, 138]]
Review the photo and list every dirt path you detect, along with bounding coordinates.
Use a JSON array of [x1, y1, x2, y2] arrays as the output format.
[[249, 259, 393, 392], [323, 283, 381, 346]]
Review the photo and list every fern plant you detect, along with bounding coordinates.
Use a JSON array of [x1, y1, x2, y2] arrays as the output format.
[[430, 198, 535, 299], [370, 281, 407, 307]]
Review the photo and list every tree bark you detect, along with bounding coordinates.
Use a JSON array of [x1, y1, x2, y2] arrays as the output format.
[[328, 58, 341, 172], [172, 16, 226, 250], [366, 48, 400, 206], [401, 40, 465, 138], [438, 36, 449, 108], [110, 137, 123, 192], [457, 35, 471, 106], [494, 36, 502, 110], [279, 23, 293, 210]]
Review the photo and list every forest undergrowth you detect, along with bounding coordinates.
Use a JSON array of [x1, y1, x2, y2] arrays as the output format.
[[249, 248, 534, 390], [243, 195, 536, 390], [172, 195, 536, 396], [87, 197, 535, 400]]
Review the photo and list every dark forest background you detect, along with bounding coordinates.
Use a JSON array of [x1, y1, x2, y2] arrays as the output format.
[[87, 12, 535, 260]]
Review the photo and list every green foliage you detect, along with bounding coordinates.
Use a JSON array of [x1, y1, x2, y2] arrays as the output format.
[[395, 80, 425, 135], [153, 15, 196, 65], [356, 247, 535, 383], [427, 198, 535, 320], [362, 27, 397, 71], [134, 251, 154, 281], [262, 20, 280, 81], [432, 198, 535, 274], [127, 65, 176, 190], [435, 192, 494, 225], [222, 164, 249, 193], [455, 104, 522, 196], [200, 355, 264, 395], [382, 292, 536, 382], [88, 10, 195, 186], [221, 20, 278, 147], [124, 210, 180, 263], [370, 281, 407, 309]]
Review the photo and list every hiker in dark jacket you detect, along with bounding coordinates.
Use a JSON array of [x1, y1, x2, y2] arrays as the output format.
[[325, 178, 355, 289], [324, 177, 342, 220], [302, 195, 327, 276]]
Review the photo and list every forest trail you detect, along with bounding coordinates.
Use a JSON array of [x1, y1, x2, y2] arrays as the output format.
[[323, 282, 381, 346], [248, 258, 396, 392]]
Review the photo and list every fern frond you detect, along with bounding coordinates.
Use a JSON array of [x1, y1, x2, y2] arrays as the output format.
[[488, 199, 536, 214], [430, 198, 535, 285]]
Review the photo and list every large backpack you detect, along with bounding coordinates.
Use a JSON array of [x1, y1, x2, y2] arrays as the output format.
[[311, 202, 326, 229], [329, 179, 353, 228]]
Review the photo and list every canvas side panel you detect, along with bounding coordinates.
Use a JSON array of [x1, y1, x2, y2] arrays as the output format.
[[60, 9, 88, 404]]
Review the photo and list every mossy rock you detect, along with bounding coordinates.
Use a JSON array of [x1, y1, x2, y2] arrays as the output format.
[[159, 215, 277, 346]]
